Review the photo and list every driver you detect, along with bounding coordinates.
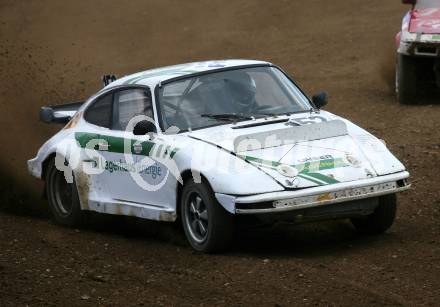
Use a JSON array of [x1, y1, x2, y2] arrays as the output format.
[[224, 71, 257, 115]]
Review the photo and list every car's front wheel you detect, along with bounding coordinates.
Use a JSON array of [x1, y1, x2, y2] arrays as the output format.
[[181, 179, 234, 253], [351, 194, 397, 235], [45, 159, 84, 226]]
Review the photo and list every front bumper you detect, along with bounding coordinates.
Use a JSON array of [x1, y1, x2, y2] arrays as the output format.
[[215, 171, 410, 214], [399, 33, 440, 57]]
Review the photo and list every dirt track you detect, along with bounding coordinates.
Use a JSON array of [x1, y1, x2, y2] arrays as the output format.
[[0, 0, 439, 306]]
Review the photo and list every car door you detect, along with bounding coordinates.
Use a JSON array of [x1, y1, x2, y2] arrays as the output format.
[[96, 87, 175, 210], [78, 91, 115, 204]]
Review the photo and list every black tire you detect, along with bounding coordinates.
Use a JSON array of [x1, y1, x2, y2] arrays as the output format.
[[396, 54, 418, 105], [45, 159, 84, 226], [351, 194, 397, 235], [181, 179, 234, 253]]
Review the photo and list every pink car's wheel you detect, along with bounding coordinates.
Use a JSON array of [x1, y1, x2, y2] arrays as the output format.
[[396, 54, 418, 104]]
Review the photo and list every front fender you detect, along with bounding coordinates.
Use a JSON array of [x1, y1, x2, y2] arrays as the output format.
[[173, 138, 284, 196]]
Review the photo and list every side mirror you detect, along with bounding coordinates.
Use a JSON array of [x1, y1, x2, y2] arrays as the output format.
[[312, 92, 328, 109], [133, 120, 156, 136], [40, 107, 54, 123], [402, 0, 416, 5], [39, 106, 71, 124]]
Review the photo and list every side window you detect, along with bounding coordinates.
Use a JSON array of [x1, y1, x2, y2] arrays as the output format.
[[84, 93, 113, 128], [114, 88, 153, 131]]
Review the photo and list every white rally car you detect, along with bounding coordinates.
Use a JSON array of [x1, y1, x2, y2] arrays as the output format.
[[28, 60, 410, 252]]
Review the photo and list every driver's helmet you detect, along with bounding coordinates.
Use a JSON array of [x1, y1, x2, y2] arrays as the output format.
[[224, 71, 257, 109]]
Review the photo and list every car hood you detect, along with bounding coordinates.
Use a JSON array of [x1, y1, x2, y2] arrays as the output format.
[[188, 112, 406, 188], [409, 8, 440, 34]]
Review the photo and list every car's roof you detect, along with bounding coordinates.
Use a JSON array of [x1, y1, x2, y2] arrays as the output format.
[[105, 59, 271, 89]]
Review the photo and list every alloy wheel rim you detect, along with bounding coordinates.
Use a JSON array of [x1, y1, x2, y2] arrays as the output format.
[[185, 192, 209, 243], [53, 171, 74, 216]]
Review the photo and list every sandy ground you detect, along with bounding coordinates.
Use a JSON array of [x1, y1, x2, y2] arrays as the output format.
[[0, 0, 439, 305]]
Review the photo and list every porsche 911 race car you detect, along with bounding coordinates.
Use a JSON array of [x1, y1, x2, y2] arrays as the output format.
[[396, 0, 440, 104], [28, 60, 410, 252]]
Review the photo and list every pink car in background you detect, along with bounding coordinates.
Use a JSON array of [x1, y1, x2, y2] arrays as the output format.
[[396, 0, 440, 104]]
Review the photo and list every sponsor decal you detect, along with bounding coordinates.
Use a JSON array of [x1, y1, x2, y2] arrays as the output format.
[[242, 155, 349, 185], [91, 156, 163, 178], [316, 193, 333, 202], [298, 155, 333, 163], [133, 142, 142, 154]]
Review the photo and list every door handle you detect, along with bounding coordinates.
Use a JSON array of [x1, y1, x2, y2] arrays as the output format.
[[83, 159, 98, 168]]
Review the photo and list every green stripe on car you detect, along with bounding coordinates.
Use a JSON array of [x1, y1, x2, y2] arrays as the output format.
[[303, 172, 339, 184], [298, 173, 327, 185], [75, 132, 178, 158], [242, 155, 347, 185], [243, 156, 348, 173]]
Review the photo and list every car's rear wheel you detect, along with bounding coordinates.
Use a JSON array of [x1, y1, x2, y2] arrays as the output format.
[[351, 194, 397, 235], [45, 159, 84, 226], [396, 54, 418, 104], [181, 179, 234, 253]]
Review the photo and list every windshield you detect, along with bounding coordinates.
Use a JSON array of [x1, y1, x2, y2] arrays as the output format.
[[157, 66, 312, 131], [416, 0, 439, 9]]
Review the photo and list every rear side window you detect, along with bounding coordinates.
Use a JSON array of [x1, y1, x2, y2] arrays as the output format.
[[84, 93, 113, 128], [114, 89, 153, 131]]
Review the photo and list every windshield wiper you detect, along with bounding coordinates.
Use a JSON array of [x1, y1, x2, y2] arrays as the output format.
[[254, 109, 314, 118], [231, 118, 290, 129], [201, 113, 254, 121]]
